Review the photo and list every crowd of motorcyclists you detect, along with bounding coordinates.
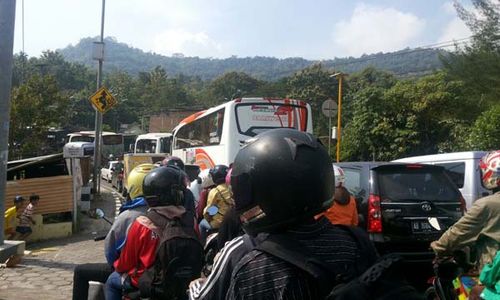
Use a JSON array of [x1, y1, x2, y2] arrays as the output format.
[[71, 128, 500, 300]]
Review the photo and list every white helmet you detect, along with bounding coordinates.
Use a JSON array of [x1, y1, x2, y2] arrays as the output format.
[[199, 169, 215, 188], [333, 165, 345, 188], [479, 150, 500, 190]]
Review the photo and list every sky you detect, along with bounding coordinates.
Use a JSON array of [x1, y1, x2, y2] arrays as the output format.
[[12, 0, 473, 60]]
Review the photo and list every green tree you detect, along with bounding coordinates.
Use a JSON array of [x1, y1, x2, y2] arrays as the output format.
[[103, 71, 141, 131], [139, 66, 193, 114], [340, 70, 472, 161], [467, 104, 500, 150], [286, 64, 338, 139], [443, 0, 500, 105], [205, 72, 263, 105], [386, 72, 473, 155], [341, 84, 418, 161], [9, 75, 68, 158]]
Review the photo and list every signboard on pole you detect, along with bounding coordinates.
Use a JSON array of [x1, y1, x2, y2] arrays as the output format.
[[321, 99, 337, 117], [89, 86, 117, 114]]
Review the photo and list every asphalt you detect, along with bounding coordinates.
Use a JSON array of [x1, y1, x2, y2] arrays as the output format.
[[0, 183, 122, 300]]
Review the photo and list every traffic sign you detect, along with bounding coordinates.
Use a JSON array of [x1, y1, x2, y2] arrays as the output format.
[[89, 87, 117, 114], [321, 99, 337, 117]]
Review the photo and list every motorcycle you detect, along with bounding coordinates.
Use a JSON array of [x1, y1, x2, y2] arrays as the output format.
[[90, 208, 113, 241], [424, 250, 480, 300], [86, 208, 113, 300], [201, 206, 220, 276]]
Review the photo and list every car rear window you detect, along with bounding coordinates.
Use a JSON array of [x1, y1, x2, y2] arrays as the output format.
[[434, 162, 465, 188], [376, 166, 460, 202], [342, 167, 366, 198]]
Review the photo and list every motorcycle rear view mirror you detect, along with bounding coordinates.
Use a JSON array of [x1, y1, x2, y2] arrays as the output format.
[[95, 208, 105, 219], [207, 206, 219, 216]]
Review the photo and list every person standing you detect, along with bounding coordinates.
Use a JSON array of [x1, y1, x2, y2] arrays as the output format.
[[4, 195, 25, 239], [15, 194, 39, 240]]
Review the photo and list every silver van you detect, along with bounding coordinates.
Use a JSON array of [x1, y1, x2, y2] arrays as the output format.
[[393, 151, 489, 208]]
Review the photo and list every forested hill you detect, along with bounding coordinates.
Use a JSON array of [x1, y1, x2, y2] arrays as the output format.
[[59, 37, 445, 81]]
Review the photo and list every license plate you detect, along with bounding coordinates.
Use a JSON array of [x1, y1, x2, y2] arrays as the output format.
[[411, 220, 438, 233]]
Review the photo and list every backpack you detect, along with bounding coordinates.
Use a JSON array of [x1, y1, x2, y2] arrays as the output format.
[[254, 226, 423, 300], [134, 212, 203, 300]]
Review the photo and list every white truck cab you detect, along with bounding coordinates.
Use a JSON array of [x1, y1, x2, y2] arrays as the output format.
[[134, 133, 172, 155], [393, 151, 490, 208]]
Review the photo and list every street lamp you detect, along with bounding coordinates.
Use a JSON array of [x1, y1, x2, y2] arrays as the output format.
[[330, 72, 345, 163]]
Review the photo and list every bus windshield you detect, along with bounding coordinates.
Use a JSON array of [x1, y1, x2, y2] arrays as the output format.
[[235, 103, 308, 137], [136, 139, 158, 153], [70, 135, 94, 143], [103, 135, 124, 145]]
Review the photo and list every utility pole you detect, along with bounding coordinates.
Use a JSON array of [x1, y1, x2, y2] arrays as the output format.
[[92, 0, 106, 195], [336, 74, 343, 163], [0, 0, 17, 245], [329, 72, 345, 162]]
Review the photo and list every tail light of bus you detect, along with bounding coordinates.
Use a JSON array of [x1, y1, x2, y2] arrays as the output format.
[[368, 194, 383, 233]]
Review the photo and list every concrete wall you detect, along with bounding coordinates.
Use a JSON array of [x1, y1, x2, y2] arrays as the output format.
[[25, 215, 72, 242]]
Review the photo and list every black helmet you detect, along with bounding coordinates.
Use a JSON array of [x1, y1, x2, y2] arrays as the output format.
[[14, 195, 24, 203], [209, 165, 229, 185], [165, 156, 185, 170], [231, 128, 334, 236], [142, 166, 186, 207]]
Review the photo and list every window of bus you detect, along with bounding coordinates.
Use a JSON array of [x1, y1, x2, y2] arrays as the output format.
[[235, 103, 308, 137], [68, 135, 94, 143], [102, 135, 124, 145], [159, 137, 171, 154], [136, 139, 157, 153], [174, 109, 225, 149]]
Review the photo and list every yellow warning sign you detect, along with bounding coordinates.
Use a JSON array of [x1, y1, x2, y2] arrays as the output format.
[[89, 87, 117, 114]]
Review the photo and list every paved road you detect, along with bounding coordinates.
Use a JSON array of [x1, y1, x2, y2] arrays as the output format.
[[0, 183, 122, 300]]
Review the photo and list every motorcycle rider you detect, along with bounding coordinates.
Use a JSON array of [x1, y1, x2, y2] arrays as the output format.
[[190, 129, 377, 299], [72, 163, 155, 300], [431, 150, 500, 272], [163, 156, 197, 230], [105, 163, 156, 264], [198, 165, 233, 241], [316, 165, 358, 226], [195, 169, 215, 221], [105, 165, 195, 300]]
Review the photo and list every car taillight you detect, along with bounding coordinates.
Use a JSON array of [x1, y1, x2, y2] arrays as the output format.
[[406, 164, 423, 169], [460, 195, 467, 213], [368, 194, 383, 233]]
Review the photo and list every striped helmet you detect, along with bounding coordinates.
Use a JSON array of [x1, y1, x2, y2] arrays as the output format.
[[333, 165, 346, 188], [479, 150, 500, 190]]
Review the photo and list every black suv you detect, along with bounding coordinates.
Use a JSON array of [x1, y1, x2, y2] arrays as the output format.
[[336, 162, 465, 263]]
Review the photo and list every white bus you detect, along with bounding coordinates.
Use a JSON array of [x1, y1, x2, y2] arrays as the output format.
[[66, 131, 124, 161], [134, 133, 172, 155], [171, 98, 313, 170]]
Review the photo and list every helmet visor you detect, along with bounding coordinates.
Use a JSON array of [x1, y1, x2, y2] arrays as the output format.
[[231, 172, 253, 212]]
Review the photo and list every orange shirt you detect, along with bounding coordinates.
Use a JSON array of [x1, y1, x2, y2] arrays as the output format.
[[318, 195, 358, 226]]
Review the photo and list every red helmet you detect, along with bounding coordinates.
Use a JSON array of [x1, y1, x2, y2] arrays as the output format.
[[479, 150, 500, 190]]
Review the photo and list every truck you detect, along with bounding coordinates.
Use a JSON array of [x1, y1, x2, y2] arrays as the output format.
[[134, 133, 172, 155]]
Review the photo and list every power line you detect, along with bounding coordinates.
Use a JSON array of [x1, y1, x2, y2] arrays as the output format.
[[328, 36, 473, 69]]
